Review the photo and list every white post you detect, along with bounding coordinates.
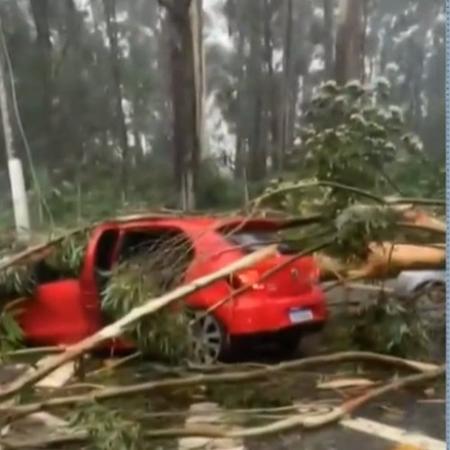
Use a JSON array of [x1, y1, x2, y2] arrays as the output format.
[[7, 157, 30, 242], [0, 42, 30, 242]]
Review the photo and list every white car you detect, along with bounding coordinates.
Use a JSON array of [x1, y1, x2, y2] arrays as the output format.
[[394, 270, 445, 299]]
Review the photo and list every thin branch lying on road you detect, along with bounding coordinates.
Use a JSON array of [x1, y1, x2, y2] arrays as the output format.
[[86, 352, 142, 378], [145, 365, 445, 438], [2, 365, 442, 447], [0, 246, 277, 402], [1, 351, 438, 419]]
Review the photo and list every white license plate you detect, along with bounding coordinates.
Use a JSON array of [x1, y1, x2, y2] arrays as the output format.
[[289, 308, 314, 324]]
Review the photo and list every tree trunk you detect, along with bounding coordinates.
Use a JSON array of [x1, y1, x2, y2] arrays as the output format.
[[0, 29, 31, 242], [103, 0, 130, 201], [161, 0, 202, 210], [276, 0, 294, 174], [409, 0, 438, 130], [29, 0, 53, 158], [262, 0, 277, 173], [233, 30, 246, 180], [360, 0, 369, 84], [323, 0, 334, 80], [247, 1, 265, 181], [191, 0, 206, 160], [335, 0, 364, 85]]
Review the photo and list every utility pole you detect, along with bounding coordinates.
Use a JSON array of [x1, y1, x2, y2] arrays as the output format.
[[0, 21, 30, 242]]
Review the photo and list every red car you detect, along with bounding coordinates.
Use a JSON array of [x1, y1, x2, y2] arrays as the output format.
[[17, 216, 327, 363]]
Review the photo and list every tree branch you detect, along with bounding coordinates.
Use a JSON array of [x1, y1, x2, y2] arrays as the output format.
[[2, 352, 438, 419], [145, 365, 444, 438], [249, 180, 445, 212], [0, 246, 277, 402], [8, 364, 440, 447]]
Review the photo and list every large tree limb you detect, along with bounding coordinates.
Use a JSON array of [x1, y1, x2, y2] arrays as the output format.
[[316, 242, 446, 281], [145, 365, 444, 438], [10, 364, 440, 446], [0, 246, 276, 402], [1, 352, 438, 419], [249, 180, 445, 211]]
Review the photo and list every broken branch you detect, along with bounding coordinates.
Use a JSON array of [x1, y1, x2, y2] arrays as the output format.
[[145, 365, 444, 438], [0, 245, 277, 401], [2, 351, 438, 418]]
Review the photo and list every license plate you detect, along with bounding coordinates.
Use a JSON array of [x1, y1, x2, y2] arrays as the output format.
[[289, 308, 314, 324]]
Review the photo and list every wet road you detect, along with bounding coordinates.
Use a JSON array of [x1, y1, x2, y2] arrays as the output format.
[[0, 282, 445, 450], [178, 391, 445, 450]]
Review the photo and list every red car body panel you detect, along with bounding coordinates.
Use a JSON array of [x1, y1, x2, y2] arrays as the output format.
[[17, 217, 328, 349]]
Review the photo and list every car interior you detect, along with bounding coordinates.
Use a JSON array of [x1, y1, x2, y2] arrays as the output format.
[[95, 228, 194, 296]]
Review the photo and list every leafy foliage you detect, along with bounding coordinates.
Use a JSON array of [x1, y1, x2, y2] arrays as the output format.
[[101, 236, 192, 362], [332, 205, 398, 259], [0, 265, 36, 299], [70, 402, 143, 450], [0, 309, 23, 358], [298, 80, 430, 202], [44, 230, 91, 278], [102, 261, 189, 362], [350, 293, 432, 358]]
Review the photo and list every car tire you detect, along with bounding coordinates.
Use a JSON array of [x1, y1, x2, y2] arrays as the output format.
[[413, 281, 445, 323], [187, 310, 230, 365], [412, 281, 445, 361]]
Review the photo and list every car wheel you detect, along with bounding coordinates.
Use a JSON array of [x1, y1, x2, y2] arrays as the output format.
[[413, 281, 445, 325], [187, 310, 229, 365], [412, 281, 445, 360]]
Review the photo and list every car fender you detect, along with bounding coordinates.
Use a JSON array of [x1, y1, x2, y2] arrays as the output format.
[[394, 270, 446, 298]]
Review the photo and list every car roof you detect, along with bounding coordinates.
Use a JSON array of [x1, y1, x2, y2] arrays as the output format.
[[98, 215, 284, 233]]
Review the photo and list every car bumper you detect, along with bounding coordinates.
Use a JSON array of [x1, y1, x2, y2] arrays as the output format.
[[226, 287, 327, 335]]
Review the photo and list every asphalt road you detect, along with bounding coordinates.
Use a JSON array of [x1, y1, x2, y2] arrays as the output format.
[[0, 281, 445, 450]]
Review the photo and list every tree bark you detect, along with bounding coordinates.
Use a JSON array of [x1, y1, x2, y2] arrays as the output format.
[[323, 0, 334, 79], [103, 0, 130, 200], [161, 0, 203, 210], [191, 0, 206, 160], [29, 0, 54, 158], [3, 351, 439, 418], [233, 29, 246, 180], [262, 0, 277, 173], [335, 0, 364, 84], [276, 0, 294, 174], [247, 1, 266, 181]]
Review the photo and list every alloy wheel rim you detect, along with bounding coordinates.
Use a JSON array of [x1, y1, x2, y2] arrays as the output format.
[[188, 311, 223, 365]]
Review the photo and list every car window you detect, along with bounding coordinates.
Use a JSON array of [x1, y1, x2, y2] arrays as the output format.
[[117, 228, 195, 290], [225, 231, 296, 254]]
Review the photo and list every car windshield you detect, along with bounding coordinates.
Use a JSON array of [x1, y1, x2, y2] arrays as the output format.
[[226, 231, 295, 254]]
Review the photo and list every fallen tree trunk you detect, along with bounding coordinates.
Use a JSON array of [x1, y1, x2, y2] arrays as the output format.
[[1, 351, 438, 419], [316, 242, 445, 281], [0, 245, 276, 401]]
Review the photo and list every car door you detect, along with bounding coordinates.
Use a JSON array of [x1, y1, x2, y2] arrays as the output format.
[[18, 227, 120, 345], [78, 226, 121, 333]]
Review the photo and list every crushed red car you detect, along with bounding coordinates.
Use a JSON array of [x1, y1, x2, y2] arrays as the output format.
[[17, 216, 327, 363]]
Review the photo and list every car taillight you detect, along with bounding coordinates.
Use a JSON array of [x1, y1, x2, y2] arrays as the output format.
[[228, 270, 264, 290]]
